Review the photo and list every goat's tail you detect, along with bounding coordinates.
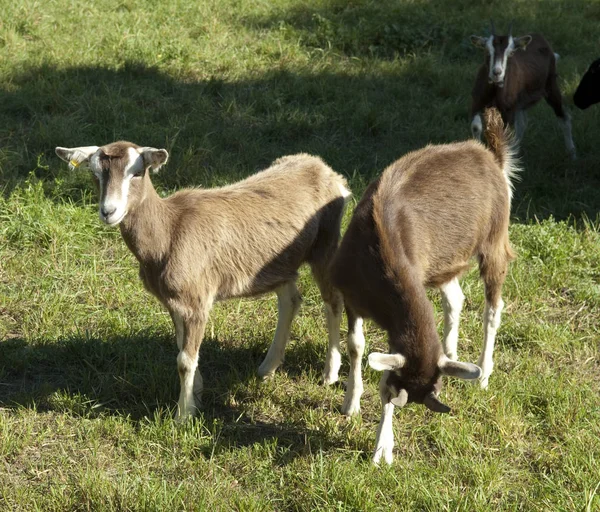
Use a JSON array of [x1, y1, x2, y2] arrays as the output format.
[[483, 107, 520, 201]]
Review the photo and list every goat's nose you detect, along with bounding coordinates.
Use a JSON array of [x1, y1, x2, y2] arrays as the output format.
[[101, 205, 116, 218], [493, 68, 502, 76]]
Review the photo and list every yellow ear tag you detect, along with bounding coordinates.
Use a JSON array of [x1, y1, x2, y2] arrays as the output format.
[[70, 159, 80, 167]]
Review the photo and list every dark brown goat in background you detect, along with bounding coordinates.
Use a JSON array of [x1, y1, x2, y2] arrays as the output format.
[[331, 108, 517, 465], [470, 21, 576, 159]]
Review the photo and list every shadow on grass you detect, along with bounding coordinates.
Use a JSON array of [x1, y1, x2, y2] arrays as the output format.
[[243, 0, 600, 60], [0, 329, 347, 457], [1, 58, 598, 221]]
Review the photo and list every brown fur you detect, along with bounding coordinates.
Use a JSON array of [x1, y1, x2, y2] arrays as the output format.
[[330, 108, 515, 406]]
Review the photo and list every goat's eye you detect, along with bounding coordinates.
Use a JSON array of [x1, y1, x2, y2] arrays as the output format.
[[132, 170, 144, 178]]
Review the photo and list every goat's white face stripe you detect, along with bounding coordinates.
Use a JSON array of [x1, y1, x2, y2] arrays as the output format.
[[99, 147, 144, 226], [488, 36, 515, 85], [486, 36, 494, 64]]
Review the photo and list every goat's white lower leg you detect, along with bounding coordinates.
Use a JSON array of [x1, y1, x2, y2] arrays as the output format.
[[172, 305, 208, 422], [341, 317, 364, 416], [471, 113, 483, 140], [177, 350, 199, 420], [258, 281, 301, 378], [322, 302, 343, 385], [514, 110, 528, 143], [439, 278, 464, 361], [478, 298, 504, 389], [175, 314, 204, 405], [560, 113, 576, 159], [373, 401, 395, 465]]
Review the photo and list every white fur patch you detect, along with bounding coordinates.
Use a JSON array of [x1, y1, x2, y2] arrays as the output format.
[[368, 352, 406, 371], [471, 113, 483, 140], [478, 298, 504, 389], [99, 147, 142, 225], [341, 316, 365, 416], [439, 278, 464, 361], [501, 134, 522, 204], [488, 36, 515, 85], [176, 350, 199, 420], [372, 401, 395, 465], [338, 183, 352, 199], [322, 302, 342, 384]]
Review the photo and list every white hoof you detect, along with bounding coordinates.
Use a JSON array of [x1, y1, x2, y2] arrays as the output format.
[[257, 360, 279, 379]]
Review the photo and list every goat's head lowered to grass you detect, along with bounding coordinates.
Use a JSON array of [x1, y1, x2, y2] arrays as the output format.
[[368, 352, 481, 413], [471, 21, 532, 87], [55, 142, 168, 226]]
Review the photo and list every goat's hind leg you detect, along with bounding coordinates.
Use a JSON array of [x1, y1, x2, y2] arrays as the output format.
[[478, 253, 509, 389], [439, 277, 465, 361], [514, 110, 528, 143], [545, 74, 576, 159], [258, 280, 302, 379], [318, 280, 344, 385]]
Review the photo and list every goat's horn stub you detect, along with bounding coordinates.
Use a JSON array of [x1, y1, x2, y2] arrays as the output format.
[[391, 388, 408, 408], [490, 18, 496, 35], [423, 392, 451, 414]]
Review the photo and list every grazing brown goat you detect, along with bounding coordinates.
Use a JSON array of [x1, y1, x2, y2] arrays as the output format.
[[331, 108, 517, 464]]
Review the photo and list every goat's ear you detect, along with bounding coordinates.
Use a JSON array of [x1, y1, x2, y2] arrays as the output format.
[[368, 352, 407, 372], [513, 35, 532, 50], [140, 147, 169, 173], [391, 388, 408, 408], [438, 355, 481, 380], [470, 35, 488, 48], [55, 146, 99, 170], [423, 392, 451, 414]]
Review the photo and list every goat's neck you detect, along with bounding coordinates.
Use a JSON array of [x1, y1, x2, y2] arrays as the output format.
[[388, 270, 441, 362], [119, 177, 171, 265]]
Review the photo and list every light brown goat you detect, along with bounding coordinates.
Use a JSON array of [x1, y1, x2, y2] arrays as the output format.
[[56, 143, 358, 420], [330, 108, 517, 464]]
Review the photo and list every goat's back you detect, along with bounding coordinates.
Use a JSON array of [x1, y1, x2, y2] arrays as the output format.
[[509, 34, 555, 101], [163, 154, 349, 299], [374, 142, 511, 287]]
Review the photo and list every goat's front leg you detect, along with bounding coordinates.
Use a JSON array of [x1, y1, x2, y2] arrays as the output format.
[[439, 278, 465, 361], [372, 373, 396, 465], [171, 305, 209, 421], [341, 306, 365, 416]]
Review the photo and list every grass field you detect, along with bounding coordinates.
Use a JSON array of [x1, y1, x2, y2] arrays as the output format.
[[1, 0, 599, 510]]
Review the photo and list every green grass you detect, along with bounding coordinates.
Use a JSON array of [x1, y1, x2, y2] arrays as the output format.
[[1, 0, 599, 510]]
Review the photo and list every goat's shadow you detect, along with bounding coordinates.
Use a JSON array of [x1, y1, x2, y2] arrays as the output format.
[[0, 329, 358, 461], [1, 60, 598, 221]]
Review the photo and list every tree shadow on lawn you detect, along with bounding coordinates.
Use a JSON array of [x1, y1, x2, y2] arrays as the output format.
[[0, 60, 598, 222], [0, 330, 351, 458]]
